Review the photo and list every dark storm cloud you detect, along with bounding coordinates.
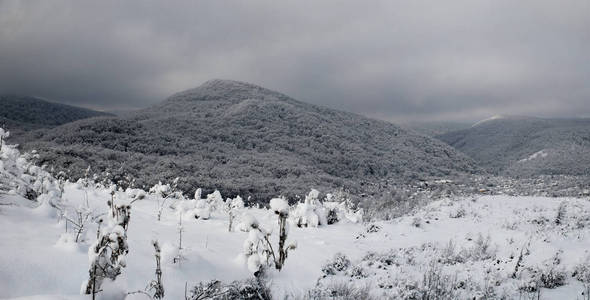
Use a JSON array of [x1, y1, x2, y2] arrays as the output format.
[[0, 0, 589, 121]]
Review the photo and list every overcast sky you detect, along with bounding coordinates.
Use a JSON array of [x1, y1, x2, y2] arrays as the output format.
[[1, 1, 589, 122]]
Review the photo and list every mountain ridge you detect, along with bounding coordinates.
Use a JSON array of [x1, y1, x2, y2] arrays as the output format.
[[17, 80, 481, 202], [436, 116, 590, 176]]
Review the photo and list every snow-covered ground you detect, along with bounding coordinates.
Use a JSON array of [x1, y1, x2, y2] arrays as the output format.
[[1, 183, 590, 299]]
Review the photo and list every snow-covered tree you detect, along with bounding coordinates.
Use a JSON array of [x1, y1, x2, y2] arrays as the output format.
[[225, 195, 244, 232], [0, 128, 8, 151]]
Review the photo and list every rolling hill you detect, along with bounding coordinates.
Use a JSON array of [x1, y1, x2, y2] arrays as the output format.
[[17, 79, 479, 202], [0, 95, 113, 135], [436, 115, 590, 176]]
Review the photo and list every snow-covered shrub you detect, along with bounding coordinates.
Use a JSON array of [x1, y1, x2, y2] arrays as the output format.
[[573, 255, 590, 300], [537, 251, 567, 289], [82, 221, 130, 296], [415, 261, 458, 300], [269, 197, 295, 270], [291, 189, 327, 227], [241, 214, 272, 276], [241, 206, 296, 275], [449, 205, 466, 218], [63, 204, 96, 243], [187, 278, 271, 300], [194, 188, 202, 200], [555, 201, 567, 225], [440, 235, 495, 264], [82, 200, 132, 296], [194, 199, 211, 220], [516, 252, 566, 298], [237, 214, 259, 232], [206, 190, 224, 211], [225, 196, 244, 231], [465, 234, 495, 261], [355, 224, 381, 239], [147, 240, 164, 299], [126, 188, 146, 202], [0, 128, 9, 151], [573, 255, 590, 283], [0, 133, 59, 200], [306, 281, 375, 300], [321, 253, 351, 276], [175, 189, 213, 221], [322, 200, 363, 224]]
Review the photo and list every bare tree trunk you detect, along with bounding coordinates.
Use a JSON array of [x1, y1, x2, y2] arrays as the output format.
[[276, 213, 290, 270]]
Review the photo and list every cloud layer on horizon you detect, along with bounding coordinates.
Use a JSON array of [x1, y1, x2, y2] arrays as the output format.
[[1, 0, 589, 122]]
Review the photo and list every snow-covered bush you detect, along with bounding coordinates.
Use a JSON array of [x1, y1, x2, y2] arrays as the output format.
[[241, 215, 271, 276], [186, 278, 271, 300], [322, 201, 363, 224], [206, 190, 224, 211], [148, 181, 172, 198], [147, 240, 164, 299], [291, 189, 327, 227], [410, 261, 458, 300], [63, 204, 96, 243], [269, 197, 295, 271], [0, 127, 8, 151], [306, 281, 375, 300], [449, 205, 466, 218], [439, 235, 495, 265], [193, 199, 211, 220], [324, 190, 363, 224], [321, 253, 351, 276], [225, 195, 244, 231], [240, 205, 296, 276], [82, 199, 132, 297], [573, 255, 590, 300], [126, 188, 146, 202], [516, 251, 566, 298], [555, 201, 567, 225], [0, 134, 60, 200], [175, 188, 214, 221], [82, 221, 130, 296]]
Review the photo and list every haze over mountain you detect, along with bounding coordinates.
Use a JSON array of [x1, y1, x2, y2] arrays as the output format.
[[16, 80, 479, 202], [436, 115, 590, 176], [0, 95, 112, 135]]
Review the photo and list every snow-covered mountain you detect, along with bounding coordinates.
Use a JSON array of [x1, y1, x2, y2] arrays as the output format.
[[17, 79, 479, 202], [436, 116, 590, 176], [0, 95, 113, 135]]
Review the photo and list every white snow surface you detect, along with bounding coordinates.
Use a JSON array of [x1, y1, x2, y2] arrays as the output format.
[[1, 185, 590, 299], [519, 149, 549, 163]]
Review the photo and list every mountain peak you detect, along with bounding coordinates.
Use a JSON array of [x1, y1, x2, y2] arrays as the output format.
[[167, 79, 285, 103]]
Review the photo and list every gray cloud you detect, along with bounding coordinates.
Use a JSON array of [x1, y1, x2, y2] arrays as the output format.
[[0, 0, 589, 122]]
